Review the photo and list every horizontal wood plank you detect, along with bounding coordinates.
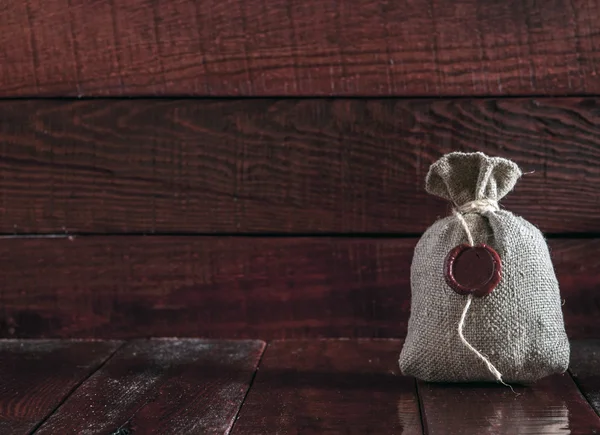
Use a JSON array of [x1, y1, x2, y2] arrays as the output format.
[[0, 340, 121, 434], [2, 0, 600, 96], [418, 374, 600, 434], [35, 339, 265, 435], [232, 339, 422, 435], [2, 98, 600, 234], [0, 237, 596, 339], [569, 340, 600, 416]]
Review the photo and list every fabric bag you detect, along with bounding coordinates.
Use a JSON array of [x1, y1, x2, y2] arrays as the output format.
[[399, 152, 569, 383]]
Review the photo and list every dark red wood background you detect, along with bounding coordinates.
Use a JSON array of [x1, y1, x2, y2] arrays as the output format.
[[1, 0, 599, 340], [3, 0, 600, 97], [2, 98, 600, 235], [0, 237, 598, 339]]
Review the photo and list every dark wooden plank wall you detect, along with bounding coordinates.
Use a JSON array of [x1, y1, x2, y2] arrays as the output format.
[[1, 0, 599, 340], [2, 0, 600, 97], [0, 237, 597, 339], [1, 98, 600, 235]]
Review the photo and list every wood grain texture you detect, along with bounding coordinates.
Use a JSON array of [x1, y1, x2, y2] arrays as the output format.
[[2, 98, 600, 235], [0, 237, 597, 339], [232, 339, 422, 435], [570, 340, 600, 416], [35, 339, 265, 435], [2, 0, 600, 96], [0, 340, 121, 434], [418, 374, 600, 434]]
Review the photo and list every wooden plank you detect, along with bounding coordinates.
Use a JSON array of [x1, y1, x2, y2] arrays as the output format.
[[2, 0, 600, 97], [570, 340, 600, 416], [232, 339, 422, 435], [0, 237, 596, 339], [35, 339, 265, 435], [0, 339, 121, 434], [2, 98, 600, 235], [418, 374, 600, 434]]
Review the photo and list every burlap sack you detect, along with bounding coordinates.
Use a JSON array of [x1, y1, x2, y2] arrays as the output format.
[[399, 152, 569, 383]]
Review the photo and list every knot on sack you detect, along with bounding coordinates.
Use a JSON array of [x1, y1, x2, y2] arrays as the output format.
[[456, 198, 500, 215]]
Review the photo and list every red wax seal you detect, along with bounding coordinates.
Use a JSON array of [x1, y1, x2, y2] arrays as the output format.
[[444, 244, 501, 297]]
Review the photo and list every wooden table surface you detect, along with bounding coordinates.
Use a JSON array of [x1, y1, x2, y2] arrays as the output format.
[[1, 339, 598, 434]]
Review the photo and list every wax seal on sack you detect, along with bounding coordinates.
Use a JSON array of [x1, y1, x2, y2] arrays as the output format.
[[444, 244, 501, 297]]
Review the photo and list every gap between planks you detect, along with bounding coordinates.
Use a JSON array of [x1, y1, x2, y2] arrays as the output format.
[[2, 233, 600, 239], [230, 341, 270, 432]]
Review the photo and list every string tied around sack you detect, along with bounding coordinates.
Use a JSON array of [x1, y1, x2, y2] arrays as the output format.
[[457, 198, 500, 215], [453, 202, 516, 393]]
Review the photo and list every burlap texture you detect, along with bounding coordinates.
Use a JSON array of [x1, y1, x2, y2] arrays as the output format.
[[399, 152, 569, 383]]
